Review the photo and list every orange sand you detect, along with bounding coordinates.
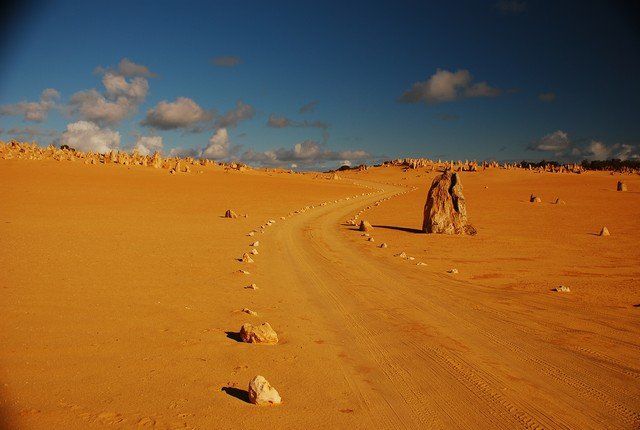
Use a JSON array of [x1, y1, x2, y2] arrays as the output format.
[[1, 158, 638, 429]]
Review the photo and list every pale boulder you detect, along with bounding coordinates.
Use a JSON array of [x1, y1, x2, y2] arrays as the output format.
[[240, 322, 278, 344], [248, 375, 282, 406]]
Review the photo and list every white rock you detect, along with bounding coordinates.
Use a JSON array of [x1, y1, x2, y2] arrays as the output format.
[[251, 241, 260, 247], [448, 268, 458, 274], [241, 253, 254, 263], [251, 248, 259, 255], [555, 285, 570, 292], [248, 375, 282, 406]]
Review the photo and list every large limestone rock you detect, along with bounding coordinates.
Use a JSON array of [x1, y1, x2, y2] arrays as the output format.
[[248, 375, 282, 405], [422, 172, 476, 235], [240, 322, 278, 344]]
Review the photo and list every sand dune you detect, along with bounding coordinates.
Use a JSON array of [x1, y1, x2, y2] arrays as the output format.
[[1, 156, 639, 429]]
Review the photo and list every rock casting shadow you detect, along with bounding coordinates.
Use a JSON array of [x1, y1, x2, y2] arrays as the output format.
[[225, 331, 244, 343], [373, 225, 424, 234], [222, 386, 250, 403]]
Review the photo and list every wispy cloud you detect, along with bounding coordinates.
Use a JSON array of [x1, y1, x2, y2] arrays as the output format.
[[434, 113, 459, 121], [266, 114, 329, 130], [495, 1, 526, 14], [141, 97, 213, 131], [299, 100, 319, 114], [538, 92, 556, 103], [240, 140, 369, 167], [399, 69, 501, 104], [0, 88, 60, 122], [211, 56, 241, 67], [527, 130, 639, 160], [95, 58, 157, 78], [5, 126, 59, 139], [216, 101, 255, 128]]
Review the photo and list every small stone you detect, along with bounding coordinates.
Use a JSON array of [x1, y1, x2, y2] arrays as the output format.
[[555, 285, 571, 292], [248, 375, 282, 406], [248, 232, 255, 237], [251, 241, 260, 247], [599, 226, 610, 236], [554, 198, 566, 205], [416, 262, 427, 266], [242, 308, 258, 316], [238, 270, 250, 275], [408, 256, 415, 261], [379, 243, 388, 248], [245, 283, 258, 290], [251, 248, 259, 255], [359, 220, 373, 232], [368, 237, 375, 242], [240, 322, 278, 344], [448, 268, 459, 274], [225, 210, 238, 218], [241, 253, 254, 263], [530, 194, 541, 203], [617, 181, 627, 192], [394, 251, 408, 259]]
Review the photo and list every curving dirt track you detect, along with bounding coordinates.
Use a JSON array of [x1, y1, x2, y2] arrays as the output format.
[[244, 179, 640, 429]]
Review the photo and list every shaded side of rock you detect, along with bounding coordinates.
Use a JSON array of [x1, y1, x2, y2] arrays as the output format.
[[359, 220, 373, 232], [422, 172, 476, 235]]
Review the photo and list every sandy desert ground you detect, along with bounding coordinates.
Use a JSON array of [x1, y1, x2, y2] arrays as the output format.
[[1, 156, 639, 429]]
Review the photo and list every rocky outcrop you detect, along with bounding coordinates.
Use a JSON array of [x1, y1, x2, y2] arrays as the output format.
[[422, 172, 476, 235]]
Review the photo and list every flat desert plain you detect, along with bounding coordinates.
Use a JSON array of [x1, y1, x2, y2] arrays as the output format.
[[1, 158, 639, 429]]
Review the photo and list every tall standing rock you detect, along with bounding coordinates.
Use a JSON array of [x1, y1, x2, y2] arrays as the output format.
[[617, 181, 627, 191], [422, 171, 476, 235]]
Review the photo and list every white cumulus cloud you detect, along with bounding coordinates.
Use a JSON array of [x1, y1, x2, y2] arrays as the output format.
[[69, 72, 149, 125], [59, 121, 120, 153], [201, 128, 230, 159], [134, 135, 163, 156]]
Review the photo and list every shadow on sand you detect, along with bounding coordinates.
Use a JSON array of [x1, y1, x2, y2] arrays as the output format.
[[373, 225, 424, 234], [225, 331, 244, 343], [221, 386, 250, 403]]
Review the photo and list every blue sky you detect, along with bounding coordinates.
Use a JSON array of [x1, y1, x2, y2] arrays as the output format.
[[1, 0, 639, 169]]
